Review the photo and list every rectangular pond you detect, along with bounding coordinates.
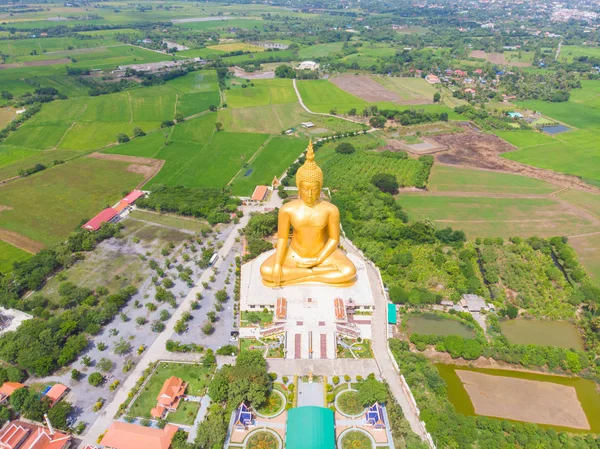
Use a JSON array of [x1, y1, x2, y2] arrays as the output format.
[[541, 124, 570, 134], [406, 314, 476, 339], [499, 319, 584, 350], [436, 364, 600, 432]]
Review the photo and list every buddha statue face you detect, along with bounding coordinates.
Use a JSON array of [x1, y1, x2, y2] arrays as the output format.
[[298, 180, 321, 206]]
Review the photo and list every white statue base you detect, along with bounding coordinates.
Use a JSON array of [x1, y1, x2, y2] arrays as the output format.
[[240, 250, 375, 359]]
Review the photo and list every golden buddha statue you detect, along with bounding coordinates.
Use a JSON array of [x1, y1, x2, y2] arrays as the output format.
[[260, 141, 357, 287]]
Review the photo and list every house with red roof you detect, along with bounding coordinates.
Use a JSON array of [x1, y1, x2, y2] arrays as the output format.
[[82, 208, 118, 231], [0, 382, 24, 404], [251, 185, 269, 202], [0, 419, 71, 449], [150, 377, 188, 419], [100, 422, 178, 449], [45, 384, 68, 407]]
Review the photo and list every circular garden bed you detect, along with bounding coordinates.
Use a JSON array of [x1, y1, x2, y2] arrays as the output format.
[[336, 390, 365, 417], [340, 430, 373, 449], [255, 389, 285, 417], [246, 430, 280, 449]]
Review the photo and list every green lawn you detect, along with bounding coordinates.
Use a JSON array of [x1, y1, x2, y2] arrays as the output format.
[[428, 165, 557, 194], [0, 241, 31, 274], [558, 45, 600, 63], [230, 137, 308, 196], [128, 362, 214, 423], [398, 195, 599, 238], [0, 158, 144, 246]]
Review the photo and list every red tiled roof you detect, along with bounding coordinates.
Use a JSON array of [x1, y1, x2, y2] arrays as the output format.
[[82, 208, 117, 231], [276, 297, 287, 320], [334, 297, 346, 320], [251, 185, 269, 201], [0, 421, 70, 449], [100, 422, 178, 449], [122, 190, 144, 204], [45, 384, 68, 406]]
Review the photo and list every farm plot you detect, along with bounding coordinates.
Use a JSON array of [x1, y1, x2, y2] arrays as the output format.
[[569, 233, 600, 286], [330, 74, 402, 103], [230, 137, 308, 196], [298, 42, 343, 59], [456, 370, 589, 429], [206, 42, 265, 53], [373, 76, 438, 104], [0, 147, 79, 182], [397, 195, 599, 239], [469, 50, 531, 67], [428, 165, 557, 194], [0, 157, 144, 246], [226, 78, 297, 108], [558, 45, 600, 63], [321, 150, 427, 189]]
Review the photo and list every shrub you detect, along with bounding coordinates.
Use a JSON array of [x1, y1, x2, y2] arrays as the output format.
[[335, 142, 356, 154], [88, 372, 104, 387]]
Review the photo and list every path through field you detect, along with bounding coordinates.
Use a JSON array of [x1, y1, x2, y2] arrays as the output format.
[[0, 228, 45, 253]]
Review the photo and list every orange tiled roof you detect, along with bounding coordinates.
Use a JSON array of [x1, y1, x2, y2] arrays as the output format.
[[0, 420, 70, 449], [151, 377, 187, 418], [276, 297, 287, 320], [100, 422, 178, 449], [251, 185, 269, 201], [45, 384, 68, 406], [0, 382, 24, 398], [334, 297, 346, 320], [113, 200, 129, 213]]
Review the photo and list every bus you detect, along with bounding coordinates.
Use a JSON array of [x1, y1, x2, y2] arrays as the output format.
[[209, 252, 219, 267]]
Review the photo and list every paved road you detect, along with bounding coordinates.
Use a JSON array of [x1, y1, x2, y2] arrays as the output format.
[[341, 237, 428, 441], [79, 215, 250, 447]]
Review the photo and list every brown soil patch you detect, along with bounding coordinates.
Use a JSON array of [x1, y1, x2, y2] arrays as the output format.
[[330, 74, 401, 103], [0, 205, 13, 212], [87, 152, 164, 189], [432, 125, 600, 193], [456, 370, 590, 429], [0, 228, 45, 254], [469, 50, 530, 67]]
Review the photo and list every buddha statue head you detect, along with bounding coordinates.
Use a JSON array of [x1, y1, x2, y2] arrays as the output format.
[[296, 140, 323, 206]]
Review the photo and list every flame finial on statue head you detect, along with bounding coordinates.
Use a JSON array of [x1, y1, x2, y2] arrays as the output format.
[[296, 139, 323, 187]]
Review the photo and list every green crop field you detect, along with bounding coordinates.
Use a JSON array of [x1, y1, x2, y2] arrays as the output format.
[[230, 136, 308, 195], [558, 190, 600, 217], [569, 233, 600, 286], [397, 195, 599, 238], [428, 165, 557, 194], [0, 36, 120, 62], [498, 81, 600, 187], [297, 79, 370, 113], [558, 45, 600, 63], [225, 78, 297, 108], [177, 19, 265, 31], [0, 241, 31, 274], [373, 76, 438, 104], [0, 158, 144, 246], [298, 42, 344, 59], [207, 42, 264, 53], [1, 70, 220, 152], [0, 147, 79, 182]]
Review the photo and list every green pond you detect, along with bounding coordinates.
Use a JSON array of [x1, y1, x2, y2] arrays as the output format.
[[406, 315, 476, 338], [436, 364, 600, 432], [500, 319, 584, 350]]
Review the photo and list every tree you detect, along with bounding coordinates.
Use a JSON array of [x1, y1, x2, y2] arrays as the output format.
[[433, 92, 441, 103], [506, 304, 519, 319], [71, 369, 81, 380], [275, 64, 295, 79], [215, 122, 223, 132], [133, 127, 146, 138], [369, 115, 386, 128], [209, 105, 217, 112], [47, 401, 72, 429], [202, 322, 214, 335], [335, 142, 356, 154], [97, 358, 114, 372], [117, 133, 129, 143], [1, 91, 13, 100], [357, 377, 388, 406], [114, 337, 132, 355], [161, 120, 174, 128], [371, 173, 399, 194], [215, 288, 228, 303], [202, 349, 216, 368], [175, 112, 184, 122], [88, 372, 104, 386]]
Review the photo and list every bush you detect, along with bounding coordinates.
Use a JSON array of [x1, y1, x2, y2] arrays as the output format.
[[88, 372, 104, 387], [335, 142, 356, 154], [371, 173, 398, 194], [117, 133, 129, 143]]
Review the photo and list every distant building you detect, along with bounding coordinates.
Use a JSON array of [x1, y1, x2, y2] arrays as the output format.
[[298, 61, 319, 70], [460, 294, 491, 312], [301, 122, 315, 128], [0, 419, 71, 449], [425, 74, 441, 84], [100, 422, 178, 449], [508, 112, 524, 119], [82, 190, 145, 231], [151, 376, 187, 419]]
